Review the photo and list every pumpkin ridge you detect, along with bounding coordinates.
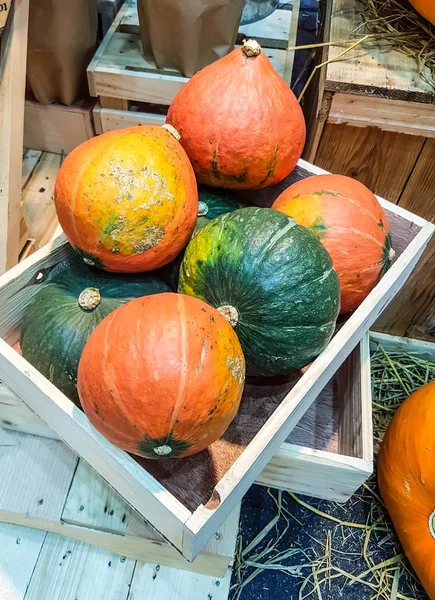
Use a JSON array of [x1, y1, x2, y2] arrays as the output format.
[[323, 225, 385, 248]]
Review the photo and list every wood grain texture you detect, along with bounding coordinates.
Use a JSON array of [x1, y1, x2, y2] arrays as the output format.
[[0, 523, 46, 600], [373, 138, 435, 341], [0, 0, 30, 273], [370, 332, 435, 361], [24, 534, 136, 600], [24, 96, 95, 154], [0, 429, 77, 520], [314, 123, 425, 202], [128, 562, 232, 600], [21, 152, 61, 249]]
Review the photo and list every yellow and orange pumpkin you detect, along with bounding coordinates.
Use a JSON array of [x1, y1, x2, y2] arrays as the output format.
[[77, 293, 246, 459], [166, 39, 306, 190], [55, 125, 198, 273], [378, 380, 435, 599], [272, 174, 394, 314]]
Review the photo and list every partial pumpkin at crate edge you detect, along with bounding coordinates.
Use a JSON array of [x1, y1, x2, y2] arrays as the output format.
[[0, 158, 432, 562]]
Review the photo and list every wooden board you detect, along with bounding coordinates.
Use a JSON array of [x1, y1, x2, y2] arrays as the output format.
[[24, 95, 96, 155], [0, 159, 431, 562], [0, 524, 233, 600], [0, 0, 30, 273], [0, 427, 240, 577], [314, 123, 426, 202]]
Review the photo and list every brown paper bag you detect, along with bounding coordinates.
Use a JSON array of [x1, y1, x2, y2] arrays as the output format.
[[138, 0, 245, 77], [27, 0, 98, 106]]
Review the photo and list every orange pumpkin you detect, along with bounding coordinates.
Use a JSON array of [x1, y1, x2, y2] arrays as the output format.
[[272, 174, 394, 314], [55, 125, 198, 273], [408, 0, 435, 24], [378, 380, 435, 599], [77, 293, 245, 459], [166, 39, 306, 190]]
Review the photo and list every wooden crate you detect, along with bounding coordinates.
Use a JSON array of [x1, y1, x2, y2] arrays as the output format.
[[24, 94, 96, 155], [303, 0, 435, 342], [0, 159, 431, 562], [89, 0, 300, 133], [0, 333, 371, 509]]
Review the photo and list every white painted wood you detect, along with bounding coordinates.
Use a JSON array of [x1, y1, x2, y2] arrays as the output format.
[[370, 331, 435, 361], [182, 219, 434, 560], [24, 534, 135, 600], [0, 430, 77, 520], [21, 152, 61, 249], [0, 383, 58, 438], [22, 149, 42, 188], [128, 561, 232, 600], [0, 523, 46, 600]]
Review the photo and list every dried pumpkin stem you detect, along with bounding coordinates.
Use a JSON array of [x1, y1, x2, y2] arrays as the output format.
[[217, 305, 239, 327], [242, 39, 262, 57], [162, 123, 181, 141], [78, 288, 101, 311], [430, 511, 435, 540]]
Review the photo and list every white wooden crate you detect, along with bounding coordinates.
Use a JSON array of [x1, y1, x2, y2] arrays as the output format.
[[0, 159, 432, 562]]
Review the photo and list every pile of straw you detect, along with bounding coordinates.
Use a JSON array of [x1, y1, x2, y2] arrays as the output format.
[[360, 0, 435, 88]]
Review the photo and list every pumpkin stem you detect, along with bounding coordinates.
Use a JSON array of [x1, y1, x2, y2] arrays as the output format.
[[78, 288, 101, 311], [198, 201, 209, 217], [430, 511, 435, 540], [217, 305, 239, 327], [242, 39, 262, 57], [153, 445, 172, 456], [162, 123, 181, 142], [389, 248, 396, 261]]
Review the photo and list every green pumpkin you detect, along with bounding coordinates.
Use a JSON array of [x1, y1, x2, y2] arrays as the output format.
[[21, 256, 170, 404], [159, 185, 245, 290], [179, 207, 340, 376]]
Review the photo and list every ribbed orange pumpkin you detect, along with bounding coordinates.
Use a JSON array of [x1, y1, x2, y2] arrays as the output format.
[[55, 125, 198, 273], [408, 0, 435, 24], [378, 381, 435, 599], [166, 39, 306, 190], [272, 174, 394, 314], [77, 293, 245, 459]]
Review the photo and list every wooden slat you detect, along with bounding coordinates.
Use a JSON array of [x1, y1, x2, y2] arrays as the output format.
[[97, 106, 166, 132], [398, 139, 435, 220], [0, 523, 46, 600], [329, 93, 435, 139], [21, 152, 61, 249], [24, 97, 95, 154], [24, 534, 136, 600], [0, 0, 30, 273], [314, 123, 425, 202], [370, 331, 435, 361], [0, 429, 77, 520], [325, 0, 434, 102], [22, 149, 42, 188], [128, 561, 232, 600]]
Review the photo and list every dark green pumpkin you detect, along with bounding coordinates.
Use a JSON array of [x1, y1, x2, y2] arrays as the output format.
[[20, 256, 170, 404], [159, 185, 245, 290], [179, 207, 340, 376]]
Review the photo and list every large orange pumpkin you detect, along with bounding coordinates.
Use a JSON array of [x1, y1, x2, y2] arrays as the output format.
[[378, 380, 435, 599], [55, 125, 198, 273], [408, 0, 435, 24], [77, 293, 245, 459], [166, 39, 306, 190], [272, 174, 394, 314]]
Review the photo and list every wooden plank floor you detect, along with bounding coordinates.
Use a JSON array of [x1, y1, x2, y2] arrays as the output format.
[[0, 429, 236, 599]]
